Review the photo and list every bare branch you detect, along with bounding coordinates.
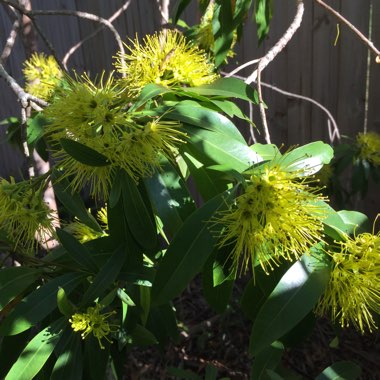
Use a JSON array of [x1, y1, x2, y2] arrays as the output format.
[[158, 0, 170, 26], [0, 7, 21, 63], [224, 59, 260, 78], [0, 62, 48, 109], [245, 0, 304, 85], [225, 72, 341, 143], [256, 66, 271, 143], [62, 0, 132, 69], [0, 0, 127, 73], [314, 0, 380, 62]]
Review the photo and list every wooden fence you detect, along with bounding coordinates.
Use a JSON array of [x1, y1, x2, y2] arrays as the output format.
[[0, 0, 379, 214]]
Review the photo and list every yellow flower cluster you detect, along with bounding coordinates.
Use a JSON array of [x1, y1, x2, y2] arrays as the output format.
[[115, 29, 219, 98], [316, 231, 380, 333], [69, 303, 117, 349], [0, 177, 56, 254], [215, 164, 327, 274], [43, 73, 186, 198], [23, 53, 62, 100], [65, 207, 108, 243], [356, 131, 380, 166]]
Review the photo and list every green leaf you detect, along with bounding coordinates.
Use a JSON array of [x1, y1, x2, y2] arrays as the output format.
[[183, 125, 260, 172], [172, 0, 192, 24], [251, 341, 284, 380], [128, 324, 158, 346], [0, 331, 30, 378], [0, 267, 41, 311], [0, 273, 84, 336], [255, 0, 273, 43], [278, 142, 334, 176], [152, 189, 235, 306], [202, 254, 234, 313], [181, 151, 229, 201], [122, 172, 157, 251], [81, 246, 127, 305], [83, 339, 110, 380], [56, 229, 99, 273], [249, 253, 330, 355], [315, 361, 361, 380], [130, 83, 170, 111], [5, 318, 66, 380], [144, 159, 195, 235], [60, 138, 109, 167], [51, 333, 82, 380], [166, 101, 246, 143], [212, 1, 234, 67], [250, 143, 280, 161], [52, 174, 102, 232], [338, 210, 370, 235], [180, 77, 259, 104], [27, 114, 48, 153], [56, 287, 76, 316]]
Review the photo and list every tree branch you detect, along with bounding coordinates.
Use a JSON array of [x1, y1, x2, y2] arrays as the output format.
[[314, 0, 380, 63], [0, 5, 21, 64], [62, 0, 132, 69]]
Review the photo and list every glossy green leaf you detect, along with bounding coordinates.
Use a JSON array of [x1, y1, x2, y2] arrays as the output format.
[[255, 0, 273, 43], [181, 151, 229, 201], [0, 273, 83, 336], [60, 138, 109, 167], [181, 77, 259, 104], [251, 341, 284, 380], [249, 253, 330, 355], [5, 318, 66, 380], [315, 361, 361, 380], [51, 333, 82, 380], [166, 102, 246, 143], [338, 210, 370, 235], [202, 255, 234, 313], [152, 189, 235, 306], [212, 1, 234, 67], [117, 288, 136, 306], [81, 246, 127, 305], [121, 172, 157, 250], [109, 170, 123, 208], [0, 267, 41, 311], [250, 143, 280, 161], [52, 174, 102, 232], [279, 142, 334, 176], [56, 229, 99, 273], [83, 339, 110, 380], [56, 287, 76, 316], [130, 83, 170, 111], [144, 159, 195, 235], [183, 125, 260, 172], [172, 0, 192, 24]]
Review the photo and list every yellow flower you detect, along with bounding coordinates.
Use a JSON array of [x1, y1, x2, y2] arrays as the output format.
[[215, 164, 327, 274], [23, 53, 62, 100], [65, 208, 108, 243], [0, 177, 56, 254], [356, 131, 380, 166], [115, 29, 219, 97], [316, 231, 380, 333], [44, 73, 186, 198], [69, 303, 118, 349]]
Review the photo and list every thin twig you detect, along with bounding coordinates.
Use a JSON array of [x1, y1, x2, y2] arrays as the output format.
[[256, 65, 271, 143], [62, 0, 132, 69], [225, 71, 341, 143], [245, 0, 305, 143], [158, 0, 170, 26], [0, 62, 48, 108], [224, 58, 260, 78], [0, 8, 21, 63], [314, 0, 380, 63], [0, 0, 127, 73], [245, 0, 305, 85]]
